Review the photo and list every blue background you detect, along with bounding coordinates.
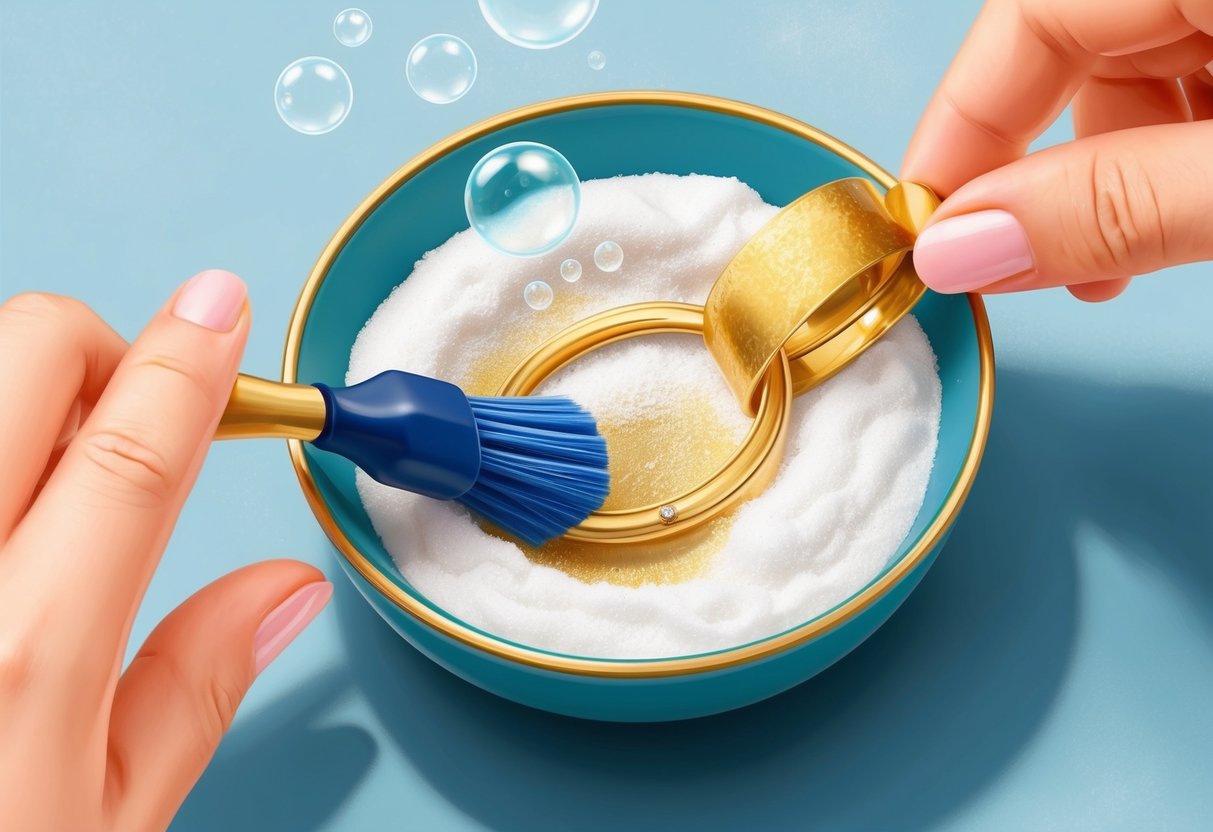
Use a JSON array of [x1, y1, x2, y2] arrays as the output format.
[[2, 1, 1211, 829]]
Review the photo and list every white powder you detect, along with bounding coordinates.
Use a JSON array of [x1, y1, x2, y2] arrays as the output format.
[[349, 174, 941, 659]]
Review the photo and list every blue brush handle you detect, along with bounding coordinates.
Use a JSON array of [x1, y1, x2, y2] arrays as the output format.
[[311, 370, 482, 501]]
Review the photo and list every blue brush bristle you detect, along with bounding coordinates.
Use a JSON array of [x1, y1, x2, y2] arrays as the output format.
[[457, 395, 610, 547]]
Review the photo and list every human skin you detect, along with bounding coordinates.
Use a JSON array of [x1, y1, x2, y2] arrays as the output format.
[[903, 0, 1213, 301], [0, 271, 331, 831]]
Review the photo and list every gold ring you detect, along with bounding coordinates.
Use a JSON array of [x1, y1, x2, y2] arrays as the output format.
[[497, 302, 792, 543], [704, 178, 937, 415], [786, 245, 929, 396]]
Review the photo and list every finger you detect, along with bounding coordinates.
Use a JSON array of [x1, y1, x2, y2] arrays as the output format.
[[106, 561, 330, 832], [901, 0, 1212, 194], [29, 403, 79, 497], [0, 293, 125, 539], [1182, 69, 1213, 119], [1074, 76, 1191, 136], [1065, 75, 1192, 302], [1090, 30, 1213, 78], [6, 270, 249, 670], [1067, 277, 1133, 302], [910, 121, 1213, 294]]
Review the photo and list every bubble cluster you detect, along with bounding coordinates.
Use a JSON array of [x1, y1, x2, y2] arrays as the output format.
[[274, 57, 353, 135], [333, 8, 372, 47], [478, 0, 599, 49], [407, 34, 477, 104], [587, 50, 605, 70], [560, 258, 582, 282], [523, 280, 554, 310], [465, 142, 581, 256], [594, 240, 623, 272]]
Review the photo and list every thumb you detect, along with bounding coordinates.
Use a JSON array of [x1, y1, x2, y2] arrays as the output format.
[[104, 560, 331, 832], [910, 121, 1213, 298]]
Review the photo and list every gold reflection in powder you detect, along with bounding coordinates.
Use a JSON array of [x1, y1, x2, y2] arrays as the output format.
[[464, 300, 741, 587]]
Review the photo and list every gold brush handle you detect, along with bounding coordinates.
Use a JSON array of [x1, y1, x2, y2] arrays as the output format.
[[216, 373, 328, 441]]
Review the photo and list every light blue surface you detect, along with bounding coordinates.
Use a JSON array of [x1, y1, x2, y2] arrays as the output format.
[[1, 0, 1210, 828]]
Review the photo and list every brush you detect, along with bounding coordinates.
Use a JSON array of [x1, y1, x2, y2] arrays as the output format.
[[217, 370, 610, 546]]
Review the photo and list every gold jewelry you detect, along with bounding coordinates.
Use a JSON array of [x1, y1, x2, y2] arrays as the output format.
[[704, 178, 936, 415], [497, 302, 792, 544], [497, 181, 939, 543], [786, 244, 931, 397]]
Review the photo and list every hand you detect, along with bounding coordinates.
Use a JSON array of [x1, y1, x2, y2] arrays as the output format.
[[0, 272, 332, 831], [903, 0, 1213, 301]]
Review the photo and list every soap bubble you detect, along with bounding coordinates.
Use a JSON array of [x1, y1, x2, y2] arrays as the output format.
[[274, 57, 352, 135], [560, 258, 582, 282], [407, 34, 477, 104], [587, 50, 605, 70], [524, 280, 554, 310], [333, 8, 372, 47], [465, 142, 581, 256], [478, 0, 599, 49], [594, 240, 623, 272]]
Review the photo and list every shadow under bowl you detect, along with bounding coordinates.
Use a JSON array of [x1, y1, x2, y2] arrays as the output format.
[[282, 92, 994, 722]]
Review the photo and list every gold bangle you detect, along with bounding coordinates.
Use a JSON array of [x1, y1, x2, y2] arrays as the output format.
[[704, 178, 936, 415], [497, 302, 792, 543]]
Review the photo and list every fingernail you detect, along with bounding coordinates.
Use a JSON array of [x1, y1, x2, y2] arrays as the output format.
[[171, 269, 247, 331], [913, 210, 1035, 293], [254, 581, 332, 674]]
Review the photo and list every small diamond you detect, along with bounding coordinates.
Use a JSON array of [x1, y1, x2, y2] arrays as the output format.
[[658, 505, 677, 524]]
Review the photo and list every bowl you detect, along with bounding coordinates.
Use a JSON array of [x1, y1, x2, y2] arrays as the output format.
[[283, 92, 994, 722]]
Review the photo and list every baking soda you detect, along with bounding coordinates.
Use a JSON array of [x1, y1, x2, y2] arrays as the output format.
[[349, 174, 941, 659]]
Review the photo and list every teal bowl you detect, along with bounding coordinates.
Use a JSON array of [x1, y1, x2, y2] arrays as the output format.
[[282, 92, 994, 722]]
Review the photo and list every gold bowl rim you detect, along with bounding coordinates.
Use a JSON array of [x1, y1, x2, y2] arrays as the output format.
[[281, 90, 996, 679]]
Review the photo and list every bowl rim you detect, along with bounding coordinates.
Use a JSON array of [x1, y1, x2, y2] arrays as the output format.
[[281, 90, 995, 678]]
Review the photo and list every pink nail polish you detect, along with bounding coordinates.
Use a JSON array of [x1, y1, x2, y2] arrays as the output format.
[[254, 581, 333, 674], [913, 210, 1035, 293], [172, 269, 247, 331]]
